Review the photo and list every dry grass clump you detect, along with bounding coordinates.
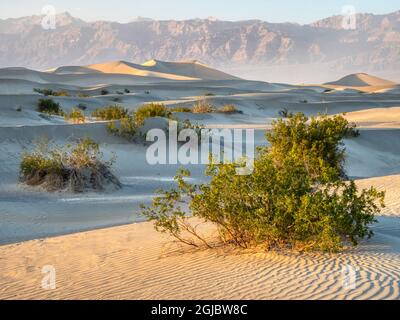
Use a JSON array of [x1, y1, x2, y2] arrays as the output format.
[[192, 99, 214, 114], [65, 108, 85, 124], [92, 105, 129, 120], [218, 104, 239, 114], [20, 138, 121, 193]]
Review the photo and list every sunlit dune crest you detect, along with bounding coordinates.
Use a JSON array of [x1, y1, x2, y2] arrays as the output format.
[[48, 59, 239, 81]]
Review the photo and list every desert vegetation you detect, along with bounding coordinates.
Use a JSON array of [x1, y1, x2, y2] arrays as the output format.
[[107, 103, 171, 140], [135, 103, 171, 126], [20, 138, 120, 193], [92, 105, 129, 120], [34, 88, 70, 97], [192, 99, 215, 114], [36, 98, 64, 116], [218, 104, 240, 114], [142, 113, 385, 252], [65, 108, 85, 123]]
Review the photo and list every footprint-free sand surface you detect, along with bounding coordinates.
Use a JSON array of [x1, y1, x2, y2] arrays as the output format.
[[0, 61, 399, 300]]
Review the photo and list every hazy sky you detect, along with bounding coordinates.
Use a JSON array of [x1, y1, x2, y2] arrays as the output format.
[[1, 0, 399, 23]]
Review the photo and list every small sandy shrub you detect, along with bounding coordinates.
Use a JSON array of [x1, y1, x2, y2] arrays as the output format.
[[135, 103, 171, 126], [37, 99, 64, 116], [65, 108, 85, 123], [218, 104, 239, 114], [92, 105, 129, 120], [192, 99, 214, 114], [20, 138, 120, 193]]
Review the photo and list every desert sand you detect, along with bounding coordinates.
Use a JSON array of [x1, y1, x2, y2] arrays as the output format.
[[0, 60, 400, 300]]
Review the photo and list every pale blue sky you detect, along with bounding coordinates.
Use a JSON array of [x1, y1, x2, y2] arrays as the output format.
[[1, 0, 399, 23]]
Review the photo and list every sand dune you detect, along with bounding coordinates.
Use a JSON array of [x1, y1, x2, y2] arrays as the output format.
[[53, 60, 239, 81], [326, 73, 396, 87], [324, 73, 398, 93], [343, 107, 400, 128]]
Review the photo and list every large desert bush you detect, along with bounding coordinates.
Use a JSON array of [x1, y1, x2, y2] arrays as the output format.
[[20, 138, 120, 193], [142, 113, 385, 252]]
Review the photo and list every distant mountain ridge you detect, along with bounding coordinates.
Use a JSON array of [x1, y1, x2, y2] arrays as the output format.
[[0, 11, 399, 80]]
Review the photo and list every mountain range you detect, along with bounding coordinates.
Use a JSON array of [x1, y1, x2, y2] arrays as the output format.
[[1, 11, 400, 83]]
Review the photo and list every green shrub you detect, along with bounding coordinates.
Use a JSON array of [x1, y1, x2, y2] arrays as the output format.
[[218, 104, 239, 114], [268, 113, 359, 180], [65, 108, 85, 123], [105, 103, 193, 141], [107, 117, 138, 140], [135, 103, 171, 126], [142, 113, 384, 252], [192, 99, 214, 114], [101, 89, 109, 95], [124, 88, 131, 94], [92, 105, 129, 120], [77, 93, 90, 98], [37, 99, 64, 116], [20, 138, 120, 192]]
